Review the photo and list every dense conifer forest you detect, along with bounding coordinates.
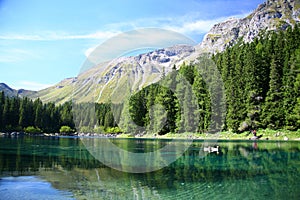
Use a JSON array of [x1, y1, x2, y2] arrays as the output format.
[[0, 25, 299, 134], [126, 25, 300, 133]]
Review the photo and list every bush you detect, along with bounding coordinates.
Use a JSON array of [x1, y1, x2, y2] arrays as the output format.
[[94, 126, 105, 134], [59, 126, 74, 134], [24, 126, 42, 134], [79, 126, 93, 133], [105, 127, 122, 133]]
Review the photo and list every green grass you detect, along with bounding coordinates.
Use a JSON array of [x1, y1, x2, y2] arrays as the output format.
[[116, 133, 134, 138], [139, 129, 300, 141]]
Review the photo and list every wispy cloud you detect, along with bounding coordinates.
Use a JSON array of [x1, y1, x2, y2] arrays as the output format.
[[165, 18, 221, 35], [0, 13, 250, 61], [0, 30, 120, 41], [15, 81, 53, 91], [164, 13, 250, 35], [83, 13, 250, 57], [101, 12, 250, 40], [0, 12, 249, 43], [0, 48, 38, 63]]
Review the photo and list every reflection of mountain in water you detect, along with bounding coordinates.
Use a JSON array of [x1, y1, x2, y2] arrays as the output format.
[[0, 137, 299, 199]]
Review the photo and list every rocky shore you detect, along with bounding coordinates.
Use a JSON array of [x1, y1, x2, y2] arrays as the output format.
[[0, 131, 120, 138]]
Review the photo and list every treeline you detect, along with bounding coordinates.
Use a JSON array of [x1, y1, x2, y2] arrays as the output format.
[[122, 64, 218, 135], [127, 25, 300, 133], [0, 92, 120, 133], [0, 93, 118, 133], [213, 25, 300, 131], [0, 93, 75, 133]]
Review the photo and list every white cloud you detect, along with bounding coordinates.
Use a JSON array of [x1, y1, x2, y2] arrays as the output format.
[[82, 15, 248, 58], [164, 13, 250, 35], [83, 28, 196, 64], [165, 19, 219, 35], [0, 13, 251, 61], [15, 81, 53, 91], [0, 30, 120, 41]]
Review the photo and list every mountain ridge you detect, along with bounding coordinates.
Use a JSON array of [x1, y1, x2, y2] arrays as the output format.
[[199, 0, 300, 53], [1, 0, 299, 103], [0, 83, 36, 98]]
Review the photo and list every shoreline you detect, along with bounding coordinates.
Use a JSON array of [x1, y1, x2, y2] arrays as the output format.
[[138, 130, 300, 141], [1, 130, 300, 141], [0, 132, 120, 138]]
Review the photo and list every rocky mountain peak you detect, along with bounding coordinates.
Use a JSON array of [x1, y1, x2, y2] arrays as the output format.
[[199, 0, 300, 53]]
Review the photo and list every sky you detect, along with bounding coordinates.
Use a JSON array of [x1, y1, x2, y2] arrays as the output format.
[[0, 0, 264, 90]]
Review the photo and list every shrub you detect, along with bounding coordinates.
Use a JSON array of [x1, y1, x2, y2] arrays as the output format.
[[59, 126, 74, 134], [105, 127, 122, 133], [24, 126, 42, 134], [94, 126, 105, 134], [80, 126, 93, 133]]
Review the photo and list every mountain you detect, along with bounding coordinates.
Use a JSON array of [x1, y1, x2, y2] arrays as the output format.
[[199, 0, 300, 53], [0, 83, 36, 97], [28, 45, 195, 104], [25, 0, 300, 104]]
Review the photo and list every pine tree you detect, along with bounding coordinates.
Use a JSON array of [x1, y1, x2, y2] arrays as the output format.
[[19, 97, 27, 128], [44, 102, 59, 132], [2, 97, 10, 130], [60, 101, 74, 128], [0, 91, 4, 129], [129, 89, 147, 127], [34, 98, 44, 129], [145, 84, 158, 133], [291, 73, 300, 129], [285, 48, 300, 129], [262, 55, 284, 129], [104, 111, 114, 129], [159, 70, 178, 134], [192, 66, 211, 132], [244, 43, 263, 130], [10, 98, 20, 129]]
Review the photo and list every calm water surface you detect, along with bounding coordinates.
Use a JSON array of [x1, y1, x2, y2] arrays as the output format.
[[0, 136, 299, 200]]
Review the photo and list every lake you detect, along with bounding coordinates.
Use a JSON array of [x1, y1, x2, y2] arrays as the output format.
[[0, 136, 299, 200]]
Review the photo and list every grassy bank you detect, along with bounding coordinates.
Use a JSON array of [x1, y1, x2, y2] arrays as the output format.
[[118, 129, 300, 141]]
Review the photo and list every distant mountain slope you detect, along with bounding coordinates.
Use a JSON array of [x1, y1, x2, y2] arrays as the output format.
[[0, 83, 36, 97], [27, 0, 300, 104], [199, 0, 300, 53], [28, 45, 195, 104]]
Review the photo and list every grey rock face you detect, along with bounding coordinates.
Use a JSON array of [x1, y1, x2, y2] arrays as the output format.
[[199, 0, 300, 53]]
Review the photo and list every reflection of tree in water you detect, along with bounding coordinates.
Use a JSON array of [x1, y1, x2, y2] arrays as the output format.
[[0, 137, 105, 174], [0, 138, 299, 199]]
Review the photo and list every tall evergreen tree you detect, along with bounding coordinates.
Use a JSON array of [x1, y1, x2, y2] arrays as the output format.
[[285, 48, 300, 129], [10, 98, 20, 128], [262, 55, 284, 129], [34, 98, 44, 129], [2, 97, 10, 130], [244, 43, 262, 130], [0, 91, 4, 129]]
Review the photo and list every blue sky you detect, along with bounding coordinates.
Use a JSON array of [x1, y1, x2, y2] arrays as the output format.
[[0, 0, 264, 90]]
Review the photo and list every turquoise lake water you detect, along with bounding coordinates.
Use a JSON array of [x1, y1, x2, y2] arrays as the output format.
[[0, 136, 299, 199]]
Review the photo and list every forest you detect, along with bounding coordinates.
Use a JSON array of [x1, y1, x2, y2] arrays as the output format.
[[0, 25, 299, 134], [124, 25, 300, 134], [0, 93, 118, 134]]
